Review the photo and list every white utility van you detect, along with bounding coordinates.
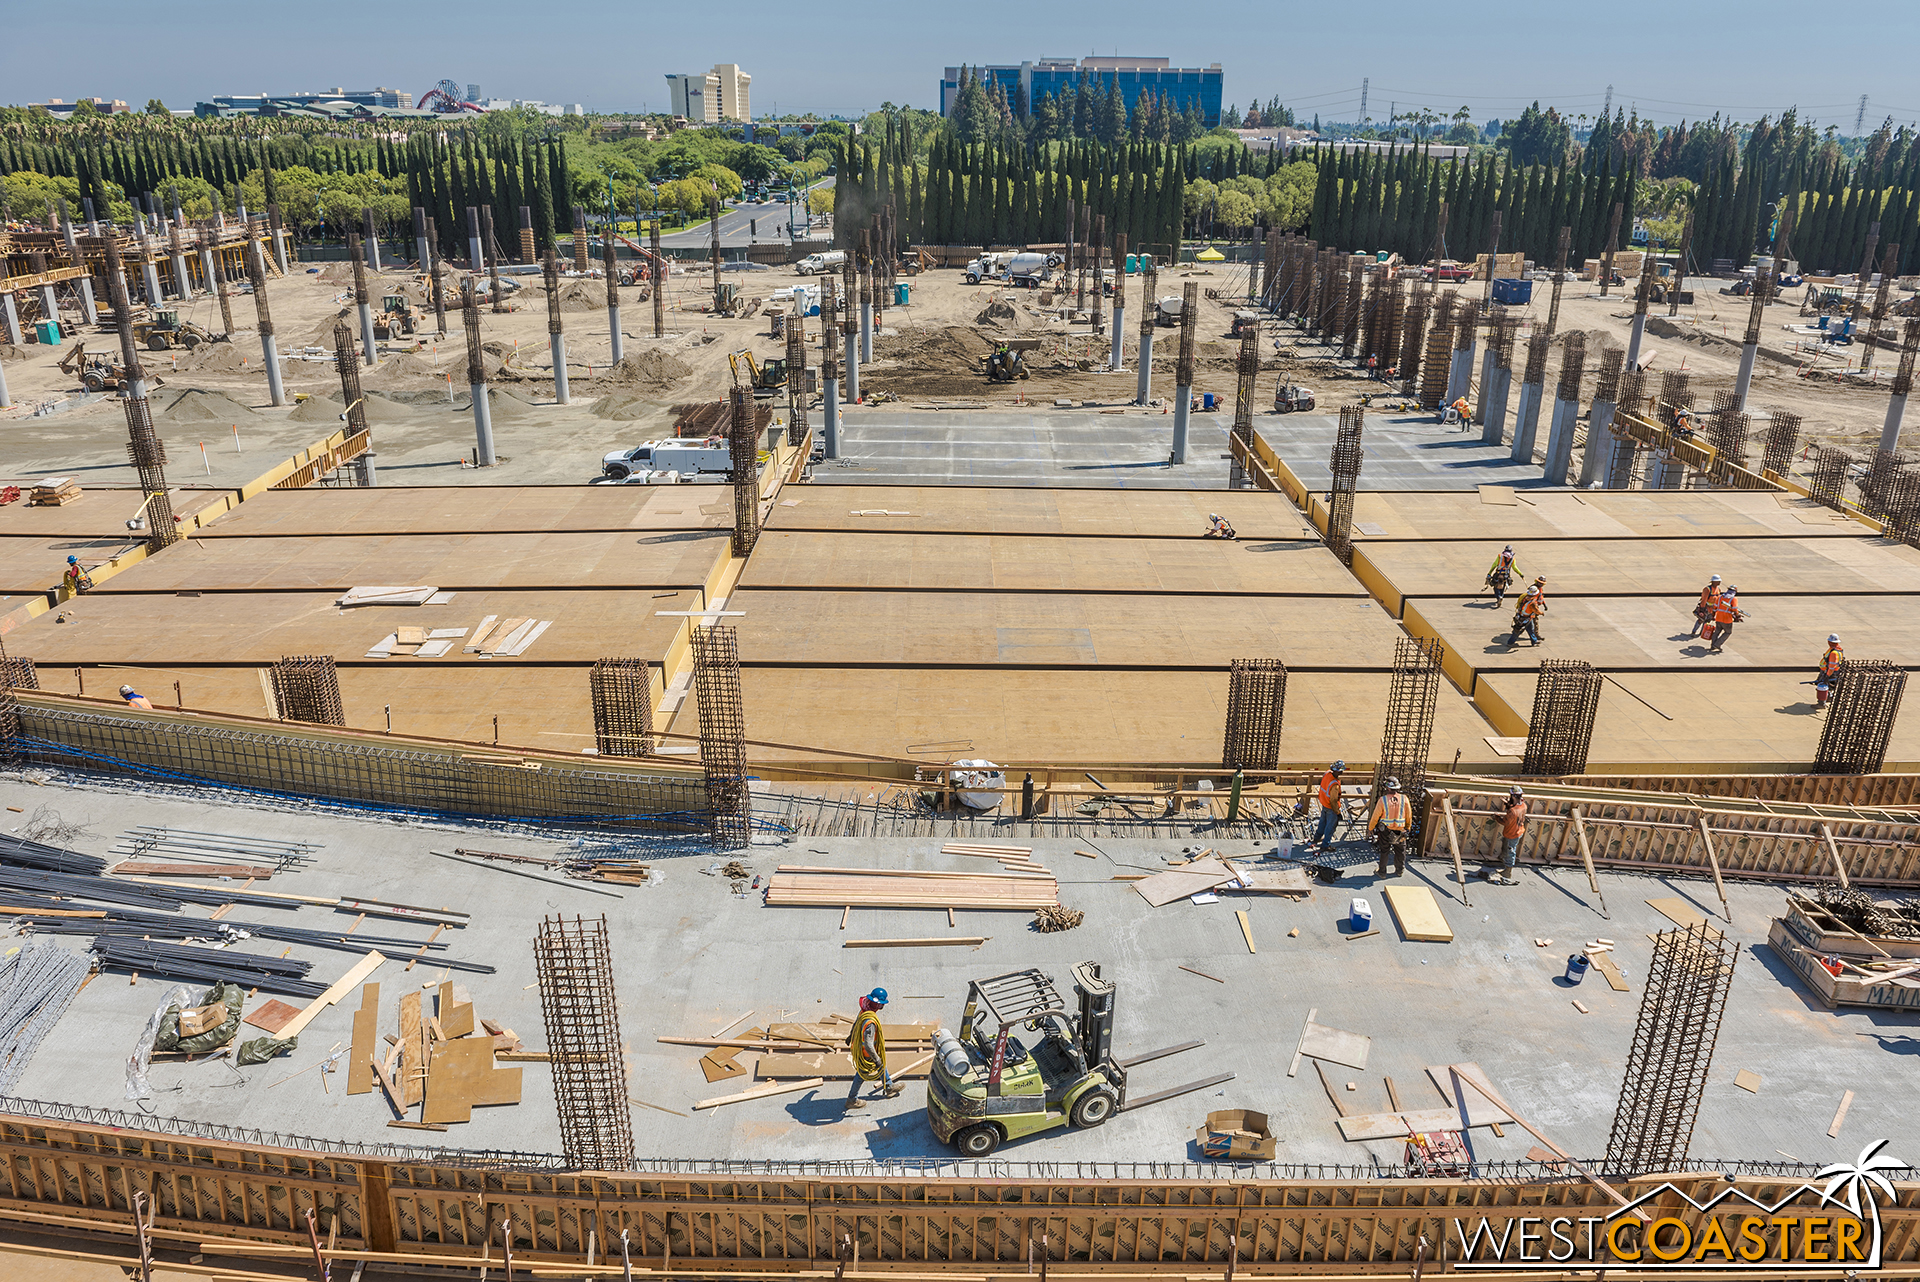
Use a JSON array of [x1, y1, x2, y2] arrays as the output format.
[[601, 437, 736, 482]]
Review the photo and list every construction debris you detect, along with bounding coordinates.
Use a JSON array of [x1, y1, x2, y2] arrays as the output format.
[[1034, 904, 1084, 932]]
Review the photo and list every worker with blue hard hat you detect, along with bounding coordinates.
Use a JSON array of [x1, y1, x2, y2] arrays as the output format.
[[62, 555, 92, 595], [845, 987, 900, 1110]]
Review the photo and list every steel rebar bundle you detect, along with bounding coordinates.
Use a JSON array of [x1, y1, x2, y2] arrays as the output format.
[[246, 224, 274, 342], [19, 908, 473, 967], [729, 387, 760, 557], [1816, 660, 1908, 774], [0, 942, 90, 1095], [1861, 243, 1900, 373], [349, 232, 370, 307], [573, 210, 590, 276], [1420, 292, 1457, 409], [1760, 408, 1802, 479], [1342, 255, 1363, 357], [90, 937, 323, 998], [1521, 660, 1603, 777], [331, 321, 368, 436], [692, 625, 750, 850], [1379, 280, 1405, 375], [1090, 216, 1104, 337], [1609, 368, 1648, 489], [1374, 636, 1442, 812], [1399, 283, 1428, 391], [210, 239, 234, 336], [1176, 282, 1199, 389], [1230, 325, 1258, 489], [603, 232, 620, 311], [589, 659, 653, 758], [1603, 923, 1736, 1173], [1668, 212, 1694, 317], [1807, 443, 1856, 510], [1326, 254, 1348, 348], [786, 317, 807, 441], [1658, 370, 1693, 427], [1555, 333, 1586, 403], [1327, 405, 1364, 565], [651, 222, 665, 338], [534, 915, 633, 1169], [1545, 227, 1571, 336], [544, 249, 564, 336], [270, 654, 345, 727], [710, 198, 724, 313], [426, 216, 447, 335], [462, 281, 487, 387], [0, 831, 103, 875], [1222, 658, 1288, 773], [101, 235, 177, 551]]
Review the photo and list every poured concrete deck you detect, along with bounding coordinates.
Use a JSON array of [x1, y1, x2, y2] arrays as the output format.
[[830, 409, 1235, 487], [767, 485, 1313, 539], [1257, 413, 1567, 490], [1339, 488, 1867, 540], [198, 484, 733, 536]]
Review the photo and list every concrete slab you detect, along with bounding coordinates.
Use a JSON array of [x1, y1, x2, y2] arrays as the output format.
[[769, 485, 1314, 540], [3, 773, 1908, 1170], [731, 590, 1410, 670], [1257, 412, 1564, 490], [1341, 489, 1869, 541], [740, 531, 1364, 595], [197, 484, 733, 537], [828, 409, 1236, 487]]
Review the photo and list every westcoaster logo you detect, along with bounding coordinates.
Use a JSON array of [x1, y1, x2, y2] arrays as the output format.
[[1453, 1141, 1901, 1270]]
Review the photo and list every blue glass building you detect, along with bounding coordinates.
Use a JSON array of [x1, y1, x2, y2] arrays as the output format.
[[940, 58, 1223, 130]]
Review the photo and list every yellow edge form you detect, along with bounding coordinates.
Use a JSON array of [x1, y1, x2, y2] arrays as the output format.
[[1402, 600, 1476, 695], [1381, 885, 1454, 942], [1473, 678, 1529, 738], [1347, 545, 1402, 617]]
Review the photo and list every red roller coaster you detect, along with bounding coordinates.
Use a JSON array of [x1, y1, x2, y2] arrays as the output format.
[[417, 79, 482, 114]]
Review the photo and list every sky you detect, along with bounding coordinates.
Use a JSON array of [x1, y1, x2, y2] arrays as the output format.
[[8, 0, 1920, 133]]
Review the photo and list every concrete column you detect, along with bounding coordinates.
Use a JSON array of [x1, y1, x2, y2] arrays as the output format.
[[61, 218, 97, 325], [1, 294, 22, 345], [471, 385, 496, 465], [200, 246, 219, 306], [359, 451, 378, 487], [1446, 344, 1475, 406], [167, 223, 192, 300], [272, 226, 289, 275], [860, 301, 873, 364], [260, 333, 285, 406], [0, 355, 10, 408], [844, 328, 859, 402], [1481, 368, 1513, 446], [1645, 449, 1686, 489], [1883, 393, 1909, 454], [467, 208, 485, 273], [40, 286, 59, 329], [1509, 380, 1545, 462], [1733, 341, 1758, 409], [1111, 303, 1125, 370], [551, 332, 570, 404], [1542, 395, 1580, 483], [357, 300, 377, 368], [1475, 346, 1498, 425], [823, 374, 840, 459], [608, 305, 624, 364], [1579, 399, 1617, 486], [363, 211, 382, 271], [139, 241, 164, 308], [1625, 312, 1647, 371], [1172, 384, 1191, 463], [1136, 328, 1155, 404]]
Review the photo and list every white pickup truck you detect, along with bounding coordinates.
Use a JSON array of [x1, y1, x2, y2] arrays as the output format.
[[601, 437, 737, 483]]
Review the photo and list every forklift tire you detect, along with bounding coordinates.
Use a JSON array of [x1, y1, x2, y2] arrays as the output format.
[[1070, 1090, 1117, 1129], [954, 1124, 1001, 1157]]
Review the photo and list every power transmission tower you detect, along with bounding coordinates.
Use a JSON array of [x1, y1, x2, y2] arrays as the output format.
[[1856, 95, 1869, 135], [1359, 79, 1368, 124]]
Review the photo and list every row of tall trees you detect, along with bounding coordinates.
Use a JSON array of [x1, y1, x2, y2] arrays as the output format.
[[945, 65, 1213, 149]]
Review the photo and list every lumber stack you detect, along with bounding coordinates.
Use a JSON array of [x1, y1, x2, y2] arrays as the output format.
[[30, 477, 81, 506], [942, 842, 1049, 874], [766, 865, 1058, 910]]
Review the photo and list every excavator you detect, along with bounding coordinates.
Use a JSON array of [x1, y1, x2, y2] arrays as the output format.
[[57, 342, 154, 394], [728, 349, 791, 397]]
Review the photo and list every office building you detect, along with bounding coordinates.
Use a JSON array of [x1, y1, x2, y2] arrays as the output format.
[[939, 57, 1222, 128], [666, 64, 751, 124]]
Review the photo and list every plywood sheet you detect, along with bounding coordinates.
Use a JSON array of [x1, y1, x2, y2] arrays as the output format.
[[242, 1000, 299, 1034], [762, 486, 1313, 540], [346, 982, 380, 1096], [197, 485, 732, 537], [1299, 1020, 1371, 1070], [1342, 489, 1875, 541], [1134, 858, 1240, 907], [1338, 1107, 1462, 1142], [1647, 897, 1709, 929], [1382, 886, 1454, 942], [421, 1039, 523, 1124]]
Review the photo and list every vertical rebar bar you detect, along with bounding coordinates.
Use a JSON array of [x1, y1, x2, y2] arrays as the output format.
[[691, 626, 751, 850], [533, 915, 634, 1169], [1603, 923, 1736, 1174]]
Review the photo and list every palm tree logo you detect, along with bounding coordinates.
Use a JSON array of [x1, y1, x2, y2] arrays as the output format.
[[1817, 1139, 1903, 1217]]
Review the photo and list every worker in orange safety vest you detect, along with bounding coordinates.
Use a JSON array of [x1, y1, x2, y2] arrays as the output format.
[[1689, 574, 1723, 639], [1708, 585, 1743, 653], [1819, 634, 1844, 690], [1367, 776, 1413, 877], [1508, 584, 1546, 648], [1303, 761, 1345, 851]]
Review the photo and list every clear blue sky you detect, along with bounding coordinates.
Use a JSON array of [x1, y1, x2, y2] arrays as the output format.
[[7, 0, 1919, 131]]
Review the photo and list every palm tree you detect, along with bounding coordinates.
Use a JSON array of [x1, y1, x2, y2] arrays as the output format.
[[1817, 1139, 1903, 1217]]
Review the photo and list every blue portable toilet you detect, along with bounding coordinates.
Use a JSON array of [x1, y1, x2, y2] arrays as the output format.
[[35, 321, 61, 346], [894, 282, 910, 305]]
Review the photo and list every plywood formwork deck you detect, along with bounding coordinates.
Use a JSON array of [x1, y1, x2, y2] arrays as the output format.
[[1473, 669, 1920, 771], [7, 588, 691, 667], [730, 589, 1408, 669], [740, 530, 1365, 595], [1339, 489, 1867, 542], [668, 667, 1498, 771], [1358, 536, 1920, 615], [29, 664, 599, 748], [766, 486, 1314, 539], [90, 529, 733, 593], [1405, 594, 1920, 680], [0, 486, 156, 538], [197, 484, 733, 537], [0, 533, 145, 595]]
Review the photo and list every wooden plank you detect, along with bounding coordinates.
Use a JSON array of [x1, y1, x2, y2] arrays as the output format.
[[1568, 806, 1606, 916], [1236, 910, 1256, 954], [1424, 1065, 1513, 1126], [1313, 1059, 1350, 1118], [1820, 823, 1852, 890], [1338, 1108, 1463, 1142], [694, 1077, 824, 1110], [242, 1000, 300, 1034], [109, 862, 274, 879], [422, 1039, 523, 1125], [1828, 1090, 1854, 1137], [398, 990, 427, 1108], [1695, 816, 1732, 923], [700, 1050, 747, 1083], [754, 1051, 935, 1079], [1299, 1020, 1371, 1070], [1381, 885, 1453, 942], [1287, 1006, 1318, 1078], [346, 983, 380, 1096], [436, 981, 475, 1039], [1734, 1069, 1762, 1093], [1440, 796, 1471, 907], [277, 951, 385, 1041], [370, 1055, 405, 1118], [1590, 954, 1630, 991], [842, 937, 987, 948]]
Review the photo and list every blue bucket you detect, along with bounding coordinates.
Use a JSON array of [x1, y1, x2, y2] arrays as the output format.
[[1565, 954, 1591, 984]]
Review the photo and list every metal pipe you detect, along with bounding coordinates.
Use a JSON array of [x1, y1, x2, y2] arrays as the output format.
[[1171, 387, 1190, 463], [471, 384, 495, 465]]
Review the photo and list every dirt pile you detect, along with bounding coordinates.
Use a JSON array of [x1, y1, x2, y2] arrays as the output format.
[[874, 325, 996, 370], [154, 388, 257, 423], [363, 350, 467, 391], [529, 280, 608, 313], [974, 298, 1026, 328], [0, 344, 30, 364], [177, 343, 255, 374], [588, 390, 658, 420], [597, 349, 692, 391]]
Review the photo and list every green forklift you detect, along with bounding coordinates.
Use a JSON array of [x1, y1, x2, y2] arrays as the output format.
[[927, 961, 1225, 1156]]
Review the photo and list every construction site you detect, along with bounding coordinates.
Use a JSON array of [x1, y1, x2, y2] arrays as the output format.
[[0, 186, 1918, 1281]]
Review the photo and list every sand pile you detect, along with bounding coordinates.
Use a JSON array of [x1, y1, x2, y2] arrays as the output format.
[[587, 390, 659, 420], [0, 345, 29, 363], [178, 343, 254, 374], [598, 349, 692, 391], [529, 280, 608, 313], [363, 350, 466, 391], [289, 391, 432, 425], [155, 388, 257, 423], [974, 298, 1025, 328]]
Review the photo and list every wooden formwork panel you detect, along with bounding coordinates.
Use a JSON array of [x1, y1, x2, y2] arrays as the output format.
[[198, 484, 734, 537], [763, 486, 1314, 540], [1341, 488, 1866, 541]]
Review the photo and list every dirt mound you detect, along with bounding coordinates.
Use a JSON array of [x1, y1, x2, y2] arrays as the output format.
[[290, 391, 427, 425], [154, 388, 257, 422], [529, 280, 608, 313], [0, 344, 30, 364], [176, 343, 254, 374], [974, 298, 1025, 327], [476, 388, 540, 421], [588, 390, 659, 420], [363, 350, 468, 391], [598, 349, 692, 391], [1645, 316, 1731, 348], [875, 325, 997, 369]]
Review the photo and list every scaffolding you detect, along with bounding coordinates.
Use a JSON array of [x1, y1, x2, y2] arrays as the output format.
[[1222, 658, 1289, 772], [533, 915, 633, 1171], [589, 658, 654, 758], [268, 656, 345, 727], [1603, 923, 1736, 1174], [1815, 660, 1907, 775], [1326, 405, 1364, 565], [1521, 660, 1603, 777], [1374, 637, 1443, 811], [692, 625, 750, 850]]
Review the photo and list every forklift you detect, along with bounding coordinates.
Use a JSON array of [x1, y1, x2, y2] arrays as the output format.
[[926, 961, 1224, 1156], [373, 294, 416, 339]]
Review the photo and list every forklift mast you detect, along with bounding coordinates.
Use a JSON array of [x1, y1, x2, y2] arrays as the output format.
[[1072, 961, 1115, 1071]]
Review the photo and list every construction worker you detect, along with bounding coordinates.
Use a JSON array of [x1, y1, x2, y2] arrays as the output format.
[[62, 555, 92, 595], [1485, 546, 1518, 606], [1819, 634, 1845, 695], [1367, 776, 1413, 877], [1365, 352, 1379, 379], [1489, 785, 1526, 884], [844, 987, 900, 1111], [118, 684, 154, 711], [1707, 585, 1743, 653], [1304, 761, 1345, 851], [1508, 584, 1545, 648], [1689, 574, 1723, 639], [1204, 513, 1237, 540]]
